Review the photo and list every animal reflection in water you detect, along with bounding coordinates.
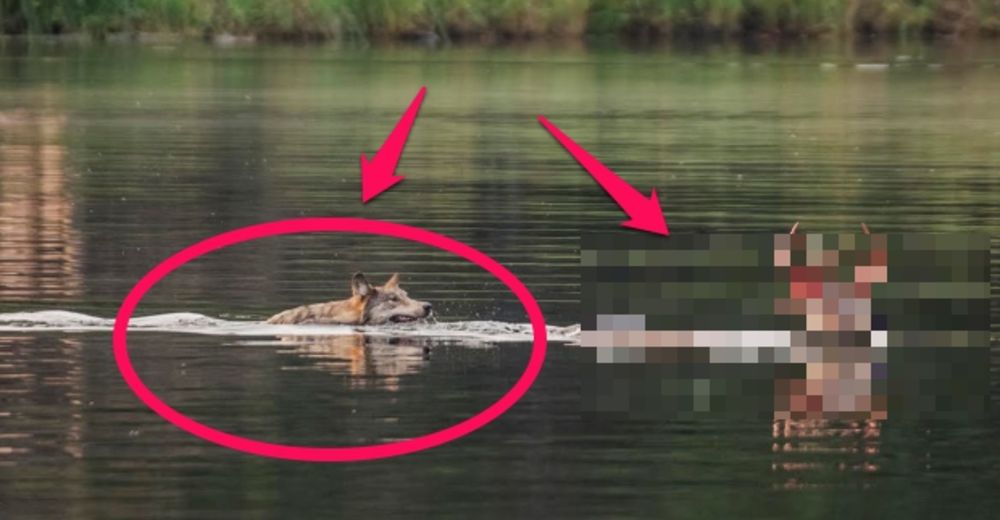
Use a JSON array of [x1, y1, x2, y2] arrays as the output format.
[[274, 333, 434, 391], [770, 418, 881, 490]]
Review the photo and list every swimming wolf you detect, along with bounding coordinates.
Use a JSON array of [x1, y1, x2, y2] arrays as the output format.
[[266, 273, 432, 325]]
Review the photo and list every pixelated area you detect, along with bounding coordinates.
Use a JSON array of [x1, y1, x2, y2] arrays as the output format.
[[581, 233, 991, 420]]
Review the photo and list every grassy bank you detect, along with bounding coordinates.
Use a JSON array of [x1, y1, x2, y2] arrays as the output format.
[[1, 0, 998, 42]]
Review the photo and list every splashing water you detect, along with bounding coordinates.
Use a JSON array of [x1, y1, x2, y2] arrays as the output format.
[[0, 310, 580, 344]]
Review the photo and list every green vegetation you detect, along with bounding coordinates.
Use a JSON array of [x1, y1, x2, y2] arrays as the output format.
[[1, 0, 998, 41]]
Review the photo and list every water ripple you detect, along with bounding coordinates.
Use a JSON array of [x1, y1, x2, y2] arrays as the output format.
[[0, 310, 580, 343]]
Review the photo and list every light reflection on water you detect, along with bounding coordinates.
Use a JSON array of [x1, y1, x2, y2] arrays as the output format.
[[0, 108, 82, 302]]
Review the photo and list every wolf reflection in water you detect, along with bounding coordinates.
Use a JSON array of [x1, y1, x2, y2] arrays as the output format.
[[275, 334, 433, 389]]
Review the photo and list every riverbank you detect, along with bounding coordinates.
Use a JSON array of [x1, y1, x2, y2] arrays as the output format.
[[1, 1, 999, 43]]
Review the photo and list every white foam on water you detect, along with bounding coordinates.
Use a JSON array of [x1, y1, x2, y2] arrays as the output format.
[[0, 310, 579, 344], [855, 63, 890, 71], [359, 320, 581, 343]]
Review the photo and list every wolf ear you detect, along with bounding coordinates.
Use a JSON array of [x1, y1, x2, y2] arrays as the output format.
[[351, 272, 373, 298], [384, 273, 400, 289]]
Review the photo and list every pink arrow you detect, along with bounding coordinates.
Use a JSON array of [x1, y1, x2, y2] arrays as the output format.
[[537, 115, 669, 235], [361, 86, 427, 203]]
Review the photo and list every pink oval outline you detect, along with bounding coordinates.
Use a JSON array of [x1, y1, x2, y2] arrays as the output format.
[[112, 217, 548, 462]]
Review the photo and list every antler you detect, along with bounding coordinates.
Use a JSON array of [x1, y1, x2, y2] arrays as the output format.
[[789, 221, 800, 235]]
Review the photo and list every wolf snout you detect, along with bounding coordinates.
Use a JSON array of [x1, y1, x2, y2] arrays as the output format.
[[422, 302, 433, 315]]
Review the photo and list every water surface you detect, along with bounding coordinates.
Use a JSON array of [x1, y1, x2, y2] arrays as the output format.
[[1, 41, 998, 518]]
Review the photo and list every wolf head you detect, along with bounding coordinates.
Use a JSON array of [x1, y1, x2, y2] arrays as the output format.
[[351, 272, 433, 325]]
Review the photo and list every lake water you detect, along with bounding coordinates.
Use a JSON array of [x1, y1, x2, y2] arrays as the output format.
[[0, 40, 998, 518]]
